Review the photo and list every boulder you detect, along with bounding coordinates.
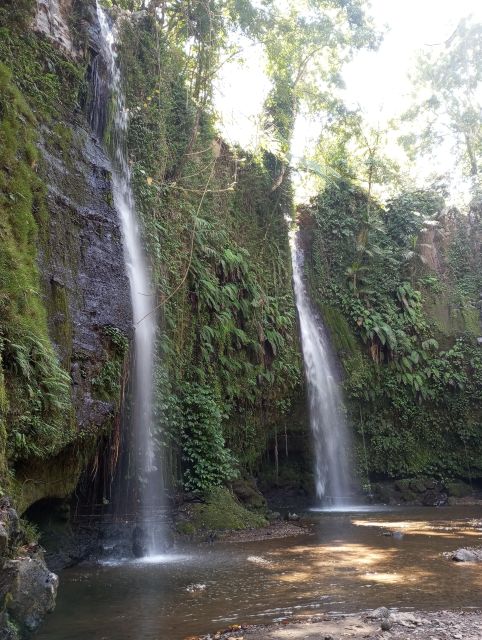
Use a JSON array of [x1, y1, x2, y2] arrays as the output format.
[[445, 481, 472, 499], [452, 548, 482, 562], [231, 478, 267, 513], [6, 555, 58, 632], [367, 607, 390, 619], [389, 612, 424, 627], [410, 479, 427, 494]]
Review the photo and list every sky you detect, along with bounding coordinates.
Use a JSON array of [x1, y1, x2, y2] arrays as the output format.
[[214, 0, 482, 203], [342, 0, 482, 125]]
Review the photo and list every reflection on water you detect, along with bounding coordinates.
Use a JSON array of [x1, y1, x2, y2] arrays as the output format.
[[309, 504, 394, 514], [35, 506, 482, 640]]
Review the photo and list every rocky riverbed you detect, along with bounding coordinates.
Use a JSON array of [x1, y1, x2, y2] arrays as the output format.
[[219, 522, 311, 543], [196, 610, 482, 640]]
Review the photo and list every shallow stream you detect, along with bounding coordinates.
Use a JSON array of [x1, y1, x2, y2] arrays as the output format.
[[35, 506, 482, 640]]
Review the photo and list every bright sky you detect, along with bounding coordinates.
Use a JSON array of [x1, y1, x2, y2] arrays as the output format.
[[214, 0, 482, 202], [343, 0, 482, 124]]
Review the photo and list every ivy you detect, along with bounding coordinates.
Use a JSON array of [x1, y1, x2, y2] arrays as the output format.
[[179, 384, 237, 493]]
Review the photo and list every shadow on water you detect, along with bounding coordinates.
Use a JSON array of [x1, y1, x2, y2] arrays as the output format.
[[35, 506, 482, 640]]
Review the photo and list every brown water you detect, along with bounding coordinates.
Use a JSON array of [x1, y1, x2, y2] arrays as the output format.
[[35, 506, 482, 640]]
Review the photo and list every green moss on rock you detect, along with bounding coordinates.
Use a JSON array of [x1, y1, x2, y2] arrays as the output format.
[[187, 487, 268, 532], [0, 62, 74, 472]]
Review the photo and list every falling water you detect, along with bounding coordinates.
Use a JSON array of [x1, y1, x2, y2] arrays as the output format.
[[290, 232, 354, 506], [92, 3, 163, 555]]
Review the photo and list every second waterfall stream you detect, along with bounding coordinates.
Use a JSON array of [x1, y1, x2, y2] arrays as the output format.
[[291, 232, 354, 507], [94, 2, 164, 555]]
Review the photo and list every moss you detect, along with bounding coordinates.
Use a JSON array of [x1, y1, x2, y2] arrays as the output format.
[[445, 480, 472, 498], [188, 487, 268, 532], [43, 281, 74, 372], [0, 21, 85, 121], [176, 521, 196, 536], [51, 123, 74, 158], [0, 62, 75, 468], [92, 326, 129, 407], [461, 306, 480, 335], [0, 0, 36, 29], [12, 446, 84, 514], [116, 15, 302, 491], [321, 304, 358, 356]]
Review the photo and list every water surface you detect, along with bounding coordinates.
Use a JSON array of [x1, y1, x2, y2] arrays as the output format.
[[36, 506, 482, 640]]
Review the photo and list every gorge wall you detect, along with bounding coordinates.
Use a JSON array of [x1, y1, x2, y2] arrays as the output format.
[[0, 0, 304, 528], [1, 0, 480, 538], [299, 182, 482, 500]]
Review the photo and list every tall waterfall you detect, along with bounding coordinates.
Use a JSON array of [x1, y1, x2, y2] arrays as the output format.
[[290, 233, 353, 506], [93, 3, 163, 555]]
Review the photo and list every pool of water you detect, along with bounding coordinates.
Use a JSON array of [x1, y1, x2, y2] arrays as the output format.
[[35, 506, 482, 640]]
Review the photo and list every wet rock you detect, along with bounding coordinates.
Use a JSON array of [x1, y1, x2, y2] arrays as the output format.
[[34, 0, 76, 56], [380, 618, 392, 631], [452, 548, 482, 562], [389, 612, 424, 627], [186, 583, 207, 593], [367, 607, 390, 619], [0, 524, 9, 557], [6, 555, 58, 633], [132, 527, 148, 558], [422, 489, 447, 506], [286, 513, 300, 521], [231, 479, 267, 514], [445, 481, 472, 499], [410, 479, 427, 494]]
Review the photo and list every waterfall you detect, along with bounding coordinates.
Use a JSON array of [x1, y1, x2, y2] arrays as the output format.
[[92, 2, 163, 555], [290, 232, 354, 507]]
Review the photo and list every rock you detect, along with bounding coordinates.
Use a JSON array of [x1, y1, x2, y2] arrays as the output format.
[[34, 0, 76, 56], [367, 607, 390, 619], [395, 479, 412, 493], [389, 612, 424, 627], [381, 618, 392, 631], [266, 511, 281, 522], [0, 524, 9, 556], [6, 555, 58, 632], [132, 527, 148, 558], [410, 479, 427, 494], [452, 548, 482, 562], [186, 583, 207, 593], [286, 513, 300, 521], [231, 479, 267, 513], [445, 481, 472, 499]]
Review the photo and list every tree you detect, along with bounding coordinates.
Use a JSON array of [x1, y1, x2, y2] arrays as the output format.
[[258, 0, 380, 190], [400, 18, 482, 184]]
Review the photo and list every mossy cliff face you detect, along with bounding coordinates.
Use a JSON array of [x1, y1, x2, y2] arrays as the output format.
[[0, 0, 306, 527], [300, 184, 482, 486], [112, 12, 304, 497], [0, 0, 132, 514]]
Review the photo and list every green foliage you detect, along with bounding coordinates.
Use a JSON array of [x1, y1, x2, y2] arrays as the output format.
[[0, 63, 74, 466], [116, 13, 302, 491], [178, 384, 237, 493], [303, 175, 482, 480], [19, 517, 39, 546], [0, 0, 35, 30], [187, 486, 267, 531], [0, 17, 84, 121], [92, 327, 129, 406], [400, 18, 482, 181]]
